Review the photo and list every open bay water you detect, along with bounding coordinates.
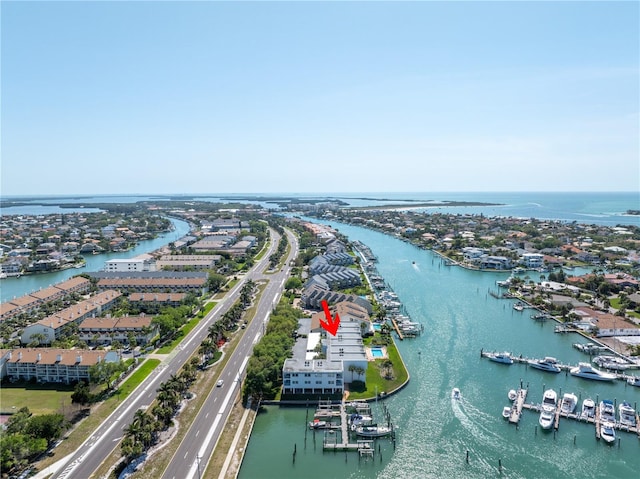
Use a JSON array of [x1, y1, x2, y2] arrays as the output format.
[[0, 218, 190, 302], [238, 220, 640, 479]]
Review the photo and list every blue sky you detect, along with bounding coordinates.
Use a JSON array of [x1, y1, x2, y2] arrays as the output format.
[[2, 1, 638, 196]]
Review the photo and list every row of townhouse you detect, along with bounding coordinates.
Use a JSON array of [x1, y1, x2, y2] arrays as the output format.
[[21, 290, 122, 344], [308, 252, 355, 275], [88, 271, 209, 295], [300, 284, 373, 312], [0, 276, 91, 322], [77, 315, 157, 346], [105, 254, 223, 273], [282, 301, 371, 395], [0, 348, 119, 384]]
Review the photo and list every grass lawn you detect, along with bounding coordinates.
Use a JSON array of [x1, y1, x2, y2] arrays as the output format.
[[0, 382, 74, 415], [156, 316, 203, 354], [347, 339, 409, 400], [117, 358, 160, 397]]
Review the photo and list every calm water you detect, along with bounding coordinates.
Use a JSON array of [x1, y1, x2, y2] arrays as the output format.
[[0, 218, 190, 302], [3, 192, 638, 226], [239, 221, 640, 479]]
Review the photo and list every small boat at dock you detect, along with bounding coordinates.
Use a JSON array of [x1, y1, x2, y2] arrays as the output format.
[[528, 356, 561, 373], [354, 423, 394, 438], [592, 355, 631, 371], [488, 351, 514, 364], [513, 302, 525, 311], [627, 376, 640, 387], [573, 342, 607, 355], [600, 421, 616, 444], [580, 398, 596, 419], [538, 389, 557, 430], [309, 419, 327, 429], [560, 392, 578, 415], [508, 389, 517, 401], [569, 362, 616, 381], [502, 406, 511, 419], [618, 401, 637, 428]]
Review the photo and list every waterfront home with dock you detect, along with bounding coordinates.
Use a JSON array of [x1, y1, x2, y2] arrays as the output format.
[[282, 302, 370, 396]]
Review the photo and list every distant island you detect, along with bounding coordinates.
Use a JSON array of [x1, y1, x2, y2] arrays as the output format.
[[627, 210, 640, 216]]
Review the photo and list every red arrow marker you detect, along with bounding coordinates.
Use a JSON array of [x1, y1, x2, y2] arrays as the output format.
[[320, 300, 340, 336]]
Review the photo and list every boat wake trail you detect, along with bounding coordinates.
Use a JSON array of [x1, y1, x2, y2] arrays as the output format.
[[451, 397, 503, 446]]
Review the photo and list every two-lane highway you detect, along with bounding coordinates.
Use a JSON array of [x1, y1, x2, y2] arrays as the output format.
[[49, 227, 295, 479]]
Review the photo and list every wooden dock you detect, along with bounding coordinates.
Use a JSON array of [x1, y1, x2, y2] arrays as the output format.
[[508, 388, 527, 424], [321, 401, 394, 455], [390, 318, 404, 340], [514, 394, 640, 439]]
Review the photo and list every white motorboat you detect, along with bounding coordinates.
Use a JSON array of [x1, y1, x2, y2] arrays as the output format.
[[600, 421, 616, 444], [560, 392, 578, 415], [618, 401, 637, 428], [538, 389, 557, 430], [599, 400, 616, 423], [349, 413, 373, 426], [627, 376, 640, 387], [508, 389, 517, 401], [354, 423, 394, 438], [502, 406, 511, 419], [488, 352, 514, 364], [452, 388, 461, 400], [513, 302, 525, 311], [309, 419, 327, 429], [542, 388, 558, 409], [569, 362, 616, 381], [593, 355, 631, 371], [581, 398, 596, 419], [528, 356, 561, 373]]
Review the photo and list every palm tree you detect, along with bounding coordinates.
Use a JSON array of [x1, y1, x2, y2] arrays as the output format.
[[348, 364, 356, 382]]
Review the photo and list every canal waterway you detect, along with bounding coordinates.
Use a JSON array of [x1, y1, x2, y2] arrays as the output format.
[[0, 217, 191, 302], [238, 220, 640, 479]]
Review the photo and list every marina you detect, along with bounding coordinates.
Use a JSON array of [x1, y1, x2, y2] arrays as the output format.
[[305, 400, 396, 456], [481, 349, 639, 384], [240, 211, 640, 479], [504, 385, 640, 441]]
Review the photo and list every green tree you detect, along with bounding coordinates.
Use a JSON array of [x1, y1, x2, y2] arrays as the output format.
[[89, 360, 123, 389], [284, 277, 302, 291], [71, 381, 92, 404]]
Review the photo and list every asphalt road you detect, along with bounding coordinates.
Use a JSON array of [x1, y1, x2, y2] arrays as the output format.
[[162, 227, 299, 479], [48, 227, 298, 479]]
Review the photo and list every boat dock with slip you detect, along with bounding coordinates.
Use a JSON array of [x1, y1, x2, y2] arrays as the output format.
[[308, 400, 396, 456], [504, 387, 640, 440], [481, 349, 636, 383]]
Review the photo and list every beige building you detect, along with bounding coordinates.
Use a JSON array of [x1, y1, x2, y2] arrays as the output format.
[[2, 348, 119, 384]]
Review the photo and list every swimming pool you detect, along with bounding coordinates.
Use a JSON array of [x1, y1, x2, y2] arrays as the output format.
[[372, 323, 382, 331], [370, 347, 384, 358]]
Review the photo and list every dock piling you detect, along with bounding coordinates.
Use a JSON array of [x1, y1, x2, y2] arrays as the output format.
[[466, 450, 469, 463]]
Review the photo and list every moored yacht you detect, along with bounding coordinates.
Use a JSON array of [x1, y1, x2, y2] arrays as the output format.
[[538, 389, 557, 430], [599, 400, 616, 423], [627, 376, 640, 387], [354, 423, 394, 438], [618, 401, 637, 428], [560, 392, 578, 415], [581, 398, 596, 419], [600, 421, 616, 444], [593, 355, 631, 371], [569, 362, 616, 381], [488, 352, 514, 364], [528, 356, 561, 373]]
